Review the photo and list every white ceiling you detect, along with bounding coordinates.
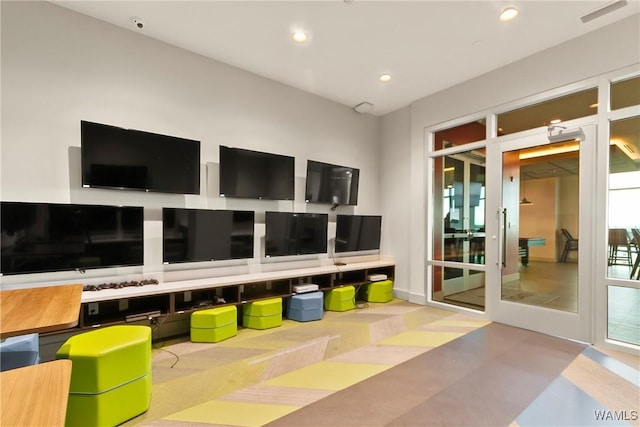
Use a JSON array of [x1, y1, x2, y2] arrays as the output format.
[[53, 0, 640, 116]]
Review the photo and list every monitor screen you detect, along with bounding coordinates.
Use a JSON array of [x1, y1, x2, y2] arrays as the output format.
[[219, 146, 295, 200], [305, 160, 359, 206], [335, 215, 382, 253], [162, 208, 254, 263], [265, 212, 328, 257], [1, 201, 144, 275], [81, 120, 201, 194]]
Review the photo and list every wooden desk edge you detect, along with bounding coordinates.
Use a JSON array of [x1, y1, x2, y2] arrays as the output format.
[[0, 283, 83, 339], [0, 319, 80, 339], [0, 359, 72, 427]]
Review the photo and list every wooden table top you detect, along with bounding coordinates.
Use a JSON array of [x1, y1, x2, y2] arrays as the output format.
[[0, 283, 83, 339], [0, 359, 72, 427]]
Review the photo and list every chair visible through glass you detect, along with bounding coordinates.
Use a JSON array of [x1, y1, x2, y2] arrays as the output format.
[[560, 228, 578, 263]]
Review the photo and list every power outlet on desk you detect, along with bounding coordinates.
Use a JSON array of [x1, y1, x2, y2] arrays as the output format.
[[88, 302, 99, 316]]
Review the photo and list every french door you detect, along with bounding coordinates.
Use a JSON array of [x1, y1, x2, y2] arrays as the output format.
[[483, 125, 596, 343]]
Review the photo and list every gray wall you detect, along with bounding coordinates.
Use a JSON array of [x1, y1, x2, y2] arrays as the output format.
[[380, 14, 640, 302], [0, 1, 381, 287]]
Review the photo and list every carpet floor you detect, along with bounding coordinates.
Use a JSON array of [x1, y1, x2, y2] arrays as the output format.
[[124, 299, 639, 427]]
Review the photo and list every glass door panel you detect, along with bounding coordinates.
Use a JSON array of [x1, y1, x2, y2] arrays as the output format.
[[486, 125, 594, 343], [500, 142, 579, 313], [431, 151, 486, 310], [606, 115, 640, 346]]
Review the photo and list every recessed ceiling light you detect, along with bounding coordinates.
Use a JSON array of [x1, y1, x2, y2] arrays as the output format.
[[379, 73, 392, 83], [499, 7, 519, 22], [291, 31, 308, 43], [549, 119, 562, 124]]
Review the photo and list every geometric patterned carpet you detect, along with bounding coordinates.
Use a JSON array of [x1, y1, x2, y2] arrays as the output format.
[[127, 300, 487, 426], [122, 299, 639, 427]]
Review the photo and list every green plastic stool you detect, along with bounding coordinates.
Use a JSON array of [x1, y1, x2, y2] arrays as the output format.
[[191, 305, 238, 343], [363, 280, 394, 303], [56, 325, 152, 427], [324, 286, 356, 312], [243, 298, 282, 330]]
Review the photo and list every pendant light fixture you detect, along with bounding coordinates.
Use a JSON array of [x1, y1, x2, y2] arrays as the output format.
[[520, 173, 533, 205]]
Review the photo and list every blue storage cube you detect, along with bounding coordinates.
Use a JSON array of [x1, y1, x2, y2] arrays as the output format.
[[287, 292, 323, 322], [0, 333, 40, 371]]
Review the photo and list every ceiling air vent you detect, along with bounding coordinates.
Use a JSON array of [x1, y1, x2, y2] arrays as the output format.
[[581, 0, 627, 23]]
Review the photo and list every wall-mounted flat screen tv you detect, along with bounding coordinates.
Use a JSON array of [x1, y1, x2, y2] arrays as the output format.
[[219, 146, 294, 200], [265, 212, 328, 257], [0, 201, 143, 275], [305, 160, 359, 206], [162, 208, 254, 263], [81, 120, 201, 194], [335, 214, 382, 253]]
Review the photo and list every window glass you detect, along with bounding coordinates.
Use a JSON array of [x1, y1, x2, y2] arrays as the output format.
[[432, 266, 486, 310], [608, 286, 639, 345], [611, 76, 640, 110], [497, 88, 598, 135], [607, 116, 640, 281], [501, 142, 579, 313], [434, 119, 486, 150]]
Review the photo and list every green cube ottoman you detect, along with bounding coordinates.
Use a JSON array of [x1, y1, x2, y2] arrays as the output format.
[[191, 305, 238, 343], [243, 298, 282, 330], [56, 325, 152, 427], [363, 280, 394, 303], [324, 286, 356, 312]]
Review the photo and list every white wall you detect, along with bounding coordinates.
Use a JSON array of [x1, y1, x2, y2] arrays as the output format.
[[380, 14, 640, 302], [379, 106, 411, 298], [0, 1, 381, 287]]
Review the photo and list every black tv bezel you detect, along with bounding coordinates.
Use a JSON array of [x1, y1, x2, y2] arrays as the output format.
[[162, 208, 255, 264], [81, 120, 201, 195], [219, 145, 295, 201], [305, 159, 360, 206], [335, 214, 382, 253], [0, 201, 144, 276], [264, 211, 328, 257]]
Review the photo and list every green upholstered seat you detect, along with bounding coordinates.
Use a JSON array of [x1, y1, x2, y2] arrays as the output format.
[[363, 280, 394, 303], [191, 305, 238, 343], [243, 298, 282, 330], [56, 325, 152, 427], [324, 286, 356, 312]]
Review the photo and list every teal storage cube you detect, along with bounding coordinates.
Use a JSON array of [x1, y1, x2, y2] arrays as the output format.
[[191, 306, 238, 343], [0, 333, 40, 371], [287, 292, 323, 322], [363, 280, 394, 303], [324, 286, 355, 312], [56, 325, 152, 427]]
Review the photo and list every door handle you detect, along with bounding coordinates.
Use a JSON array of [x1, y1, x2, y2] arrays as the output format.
[[498, 208, 507, 269]]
